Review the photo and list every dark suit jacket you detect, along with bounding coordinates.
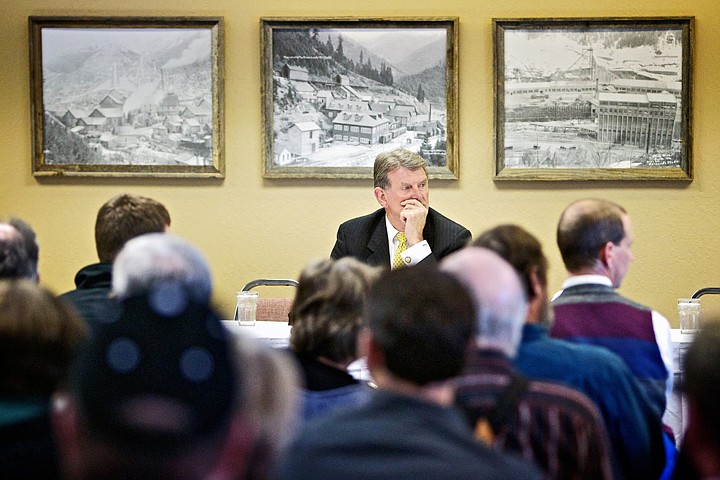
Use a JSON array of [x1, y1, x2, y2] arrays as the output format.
[[330, 207, 471, 267]]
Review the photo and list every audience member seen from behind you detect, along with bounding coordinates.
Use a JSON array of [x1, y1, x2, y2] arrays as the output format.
[[212, 333, 300, 480], [52, 284, 251, 480], [672, 321, 720, 480], [59, 194, 170, 327], [551, 198, 673, 420], [276, 267, 542, 480], [474, 224, 666, 480], [0, 222, 36, 280], [112, 233, 212, 303], [288, 257, 380, 421], [442, 247, 614, 480], [330, 148, 470, 268], [0, 280, 87, 480], [1, 217, 40, 281]]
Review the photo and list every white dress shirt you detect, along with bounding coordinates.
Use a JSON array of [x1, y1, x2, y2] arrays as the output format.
[[385, 216, 431, 269]]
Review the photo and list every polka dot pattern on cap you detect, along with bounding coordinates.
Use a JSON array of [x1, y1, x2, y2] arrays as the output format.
[[149, 283, 189, 318], [106, 337, 141, 374], [180, 347, 215, 383], [72, 286, 237, 449]]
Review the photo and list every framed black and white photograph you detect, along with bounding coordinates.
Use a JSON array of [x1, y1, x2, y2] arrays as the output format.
[[261, 17, 458, 179], [493, 17, 694, 181], [29, 17, 224, 177]]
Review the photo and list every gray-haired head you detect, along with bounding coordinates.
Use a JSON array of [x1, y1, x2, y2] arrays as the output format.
[[441, 247, 528, 358], [112, 233, 212, 301], [373, 149, 427, 189]]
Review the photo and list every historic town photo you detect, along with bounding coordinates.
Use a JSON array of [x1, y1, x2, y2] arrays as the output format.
[[494, 18, 692, 181], [262, 18, 458, 179], [29, 17, 224, 177]]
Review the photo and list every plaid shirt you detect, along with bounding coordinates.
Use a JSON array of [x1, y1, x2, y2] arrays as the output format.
[[455, 348, 614, 480]]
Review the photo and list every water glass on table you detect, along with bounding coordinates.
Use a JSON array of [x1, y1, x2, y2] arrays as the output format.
[[235, 291, 259, 326], [678, 298, 700, 333]]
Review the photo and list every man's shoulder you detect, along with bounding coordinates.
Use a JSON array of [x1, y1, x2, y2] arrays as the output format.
[[520, 335, 634, 383], [427, 207, 468, 233], [526, 332, 628, 365], [554, 282, 653, 312], [337, 209, 385, 231]]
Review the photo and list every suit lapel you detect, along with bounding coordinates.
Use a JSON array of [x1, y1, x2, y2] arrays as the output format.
[[423, 208, 436, 250], [366, 215, 390, 267]]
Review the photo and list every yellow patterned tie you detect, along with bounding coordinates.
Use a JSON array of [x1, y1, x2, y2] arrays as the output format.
[[393, 232, 407, 269]]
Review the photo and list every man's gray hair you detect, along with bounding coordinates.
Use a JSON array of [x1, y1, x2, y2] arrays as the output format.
[[112, 233, 212, 301], [441, 247, 528, 358], [373, 149, 427, 189]]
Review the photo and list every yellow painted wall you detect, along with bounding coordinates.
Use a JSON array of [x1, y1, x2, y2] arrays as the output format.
[[1, 0, 719, 324]]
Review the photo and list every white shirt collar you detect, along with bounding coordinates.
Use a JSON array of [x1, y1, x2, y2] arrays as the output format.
[[385, 215, 401, 245], [551, 275, 613, 302], [562, 274, 613, 289]]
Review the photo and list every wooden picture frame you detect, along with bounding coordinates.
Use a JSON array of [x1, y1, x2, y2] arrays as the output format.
[[261, 17, 459, 180], [493, 17, 694, 181], [29, 16, 224, 178]]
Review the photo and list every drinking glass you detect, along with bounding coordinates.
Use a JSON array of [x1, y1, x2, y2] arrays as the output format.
[[678, 298, 700, 333], [235, 291, 259, 326]]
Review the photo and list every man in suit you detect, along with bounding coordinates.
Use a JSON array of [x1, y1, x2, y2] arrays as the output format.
[[330, 149, 470, 268]]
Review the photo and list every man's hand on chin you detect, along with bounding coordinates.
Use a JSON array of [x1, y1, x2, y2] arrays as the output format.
[[400, 199, 428, 246]]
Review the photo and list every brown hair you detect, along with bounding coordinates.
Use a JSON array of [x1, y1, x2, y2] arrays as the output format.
[[557, 198, 627, 272], [366, 266, 475, 385], [289, 258, 380, 364], [95, 194, 171, 263], [0, 279, 88, 395], [473, 224, 548, 300]]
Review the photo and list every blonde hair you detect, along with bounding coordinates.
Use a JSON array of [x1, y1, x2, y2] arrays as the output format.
[[289, 257, 381, 363]]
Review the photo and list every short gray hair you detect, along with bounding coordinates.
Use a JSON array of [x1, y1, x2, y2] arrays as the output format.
[[373, 149, 427, 189], [441, 247, 528, 358], [112, 233, 211, 301]]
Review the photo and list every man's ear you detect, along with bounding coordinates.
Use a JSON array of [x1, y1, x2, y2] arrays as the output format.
[[598, 242, 614, 267], [373, 187, 388, 208], [528, 266, 544, 300], [51, 392, 84, 479]]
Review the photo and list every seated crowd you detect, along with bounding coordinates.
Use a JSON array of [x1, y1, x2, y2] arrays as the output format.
[[0, 188, 712, 480]]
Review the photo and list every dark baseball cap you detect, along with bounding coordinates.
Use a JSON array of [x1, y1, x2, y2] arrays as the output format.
[[70, 282, 238, 453]]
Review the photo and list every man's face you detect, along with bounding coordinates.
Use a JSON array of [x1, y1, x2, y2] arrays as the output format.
[[609, 214, 635, 288], [374, 167, 429, 230]]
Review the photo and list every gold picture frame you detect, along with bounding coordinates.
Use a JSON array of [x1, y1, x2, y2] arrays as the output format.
[[493, 17, 694, 182], [261, 17, 459, 180], [29, 16, 225, 178]]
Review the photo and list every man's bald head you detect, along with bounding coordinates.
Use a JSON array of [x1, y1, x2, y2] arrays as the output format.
[[557, 198, 627, 273], [441, 247, 528, 357]]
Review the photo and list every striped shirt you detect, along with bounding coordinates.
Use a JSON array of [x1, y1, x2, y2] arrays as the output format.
[[455, 349, 613, 480]]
